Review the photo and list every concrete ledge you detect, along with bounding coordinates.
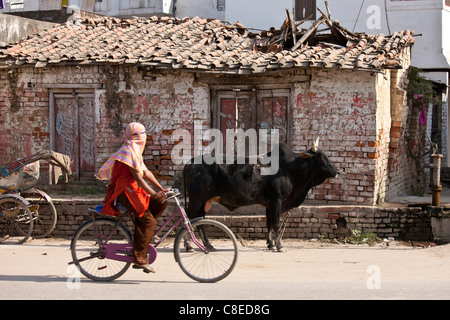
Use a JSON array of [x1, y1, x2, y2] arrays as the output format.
[[49, 197, 436, 241]]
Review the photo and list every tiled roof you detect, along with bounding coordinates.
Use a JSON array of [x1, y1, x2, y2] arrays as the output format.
[[0, 15, 415, 73]]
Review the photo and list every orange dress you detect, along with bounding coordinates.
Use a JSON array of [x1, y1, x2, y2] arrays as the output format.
[[101, 161, 150, 217]]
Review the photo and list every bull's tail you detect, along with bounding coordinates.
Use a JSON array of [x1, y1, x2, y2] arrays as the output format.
[[184, 177, 187, 209], [183, 164, 189, 210]]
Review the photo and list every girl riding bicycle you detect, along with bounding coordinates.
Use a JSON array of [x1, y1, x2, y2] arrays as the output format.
[[97, 122, 170, 273]]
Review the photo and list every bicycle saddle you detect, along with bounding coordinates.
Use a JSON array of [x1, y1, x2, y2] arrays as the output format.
[[92, 202, 127, 214]]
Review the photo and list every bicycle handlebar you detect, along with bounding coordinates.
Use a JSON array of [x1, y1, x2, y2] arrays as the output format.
[[162, 188, 181, 204], [165, 188, 179, 196]]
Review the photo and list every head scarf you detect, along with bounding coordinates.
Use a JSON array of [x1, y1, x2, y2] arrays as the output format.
[[97, 122, 147, 180]]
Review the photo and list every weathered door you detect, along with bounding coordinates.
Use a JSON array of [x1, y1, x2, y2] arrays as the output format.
[[53, 92, 96, 180], [257, 90, 289, 145], [219, 93, 254, 131], [217, 90, 255, 155], [214, 88, 290, 153]]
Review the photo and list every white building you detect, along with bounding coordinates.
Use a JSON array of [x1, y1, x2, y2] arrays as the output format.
[[0, 0, 172, 16]]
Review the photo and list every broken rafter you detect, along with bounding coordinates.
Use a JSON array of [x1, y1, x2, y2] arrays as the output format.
[[324, 1, 332, 20], [333, 21, 358, 40], [285, 9, 297, 46], [317, 7, 347, 46], [295, 13, 314, 28], [291, 16, 327, 51], [254, 3, 400, 55]]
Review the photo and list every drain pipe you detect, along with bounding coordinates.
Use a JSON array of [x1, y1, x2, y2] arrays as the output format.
[[430, 153, 443, 206]]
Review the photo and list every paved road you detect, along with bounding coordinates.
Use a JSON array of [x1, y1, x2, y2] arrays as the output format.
[[1, 238, 450, 303]]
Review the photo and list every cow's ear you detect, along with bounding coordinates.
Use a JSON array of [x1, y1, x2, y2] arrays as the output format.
[[298, 152, 313, 159]]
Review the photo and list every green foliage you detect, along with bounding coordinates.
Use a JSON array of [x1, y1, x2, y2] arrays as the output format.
[[347, 229, 381, 245], [407, 67, 434, 108]]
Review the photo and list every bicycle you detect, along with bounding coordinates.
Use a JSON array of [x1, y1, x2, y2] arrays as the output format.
[[69, 189, 239, 283]]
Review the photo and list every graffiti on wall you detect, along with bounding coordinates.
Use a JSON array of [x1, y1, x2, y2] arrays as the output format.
[[78, 97, 96, 172], [54, 95, 96, 178], [135, 94, 195, 135], [295, 92, 375, 138], [55, 99, 77, 165]]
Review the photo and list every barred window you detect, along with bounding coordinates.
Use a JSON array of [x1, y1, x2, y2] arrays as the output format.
[[217, 0, 225, 11], [295, 0, 316, 21]]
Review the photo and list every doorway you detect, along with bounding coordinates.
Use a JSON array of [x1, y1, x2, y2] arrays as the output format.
[[50, 89, 96, 180]]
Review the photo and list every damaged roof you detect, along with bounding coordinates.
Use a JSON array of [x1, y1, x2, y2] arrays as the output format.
[[0, 12, 415, 74]]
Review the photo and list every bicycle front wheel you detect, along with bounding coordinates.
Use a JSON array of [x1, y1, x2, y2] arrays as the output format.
[[0, 196, 33, 245], [174, 219, 238, 283], [71, 217, 132, 281]]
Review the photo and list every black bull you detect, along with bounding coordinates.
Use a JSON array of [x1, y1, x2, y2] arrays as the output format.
[[182, 141, 340, 251]]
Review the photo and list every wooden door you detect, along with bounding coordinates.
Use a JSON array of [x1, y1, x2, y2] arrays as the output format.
[[218, 91, 255, 155], [257, 90, 289, 145], [77, 94, 96, 178], [213, 88, 290, 154], [53, 92, 96, 180]]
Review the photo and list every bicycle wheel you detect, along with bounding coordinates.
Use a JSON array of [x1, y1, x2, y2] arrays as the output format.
[[70, 217, 132, 281], [21, 189, 57, 239], [174, 219, 238, 283], [0, 196, 33, 245]]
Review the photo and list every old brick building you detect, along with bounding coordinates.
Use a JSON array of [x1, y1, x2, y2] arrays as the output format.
[[0, 15, 416, 205]]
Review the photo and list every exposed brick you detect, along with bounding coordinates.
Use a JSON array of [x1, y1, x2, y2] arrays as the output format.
[[367, 152, 379, 159], [329, 214, 340, 220]]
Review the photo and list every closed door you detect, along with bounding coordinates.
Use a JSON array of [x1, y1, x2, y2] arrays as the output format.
[[217, 90, 255, 155], [257, 90, 289, 145], [53, 92, 96, 180], [214, 88, 290, 154]]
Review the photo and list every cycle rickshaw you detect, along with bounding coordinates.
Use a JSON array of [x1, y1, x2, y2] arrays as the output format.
[[0, 150, 71, 244]]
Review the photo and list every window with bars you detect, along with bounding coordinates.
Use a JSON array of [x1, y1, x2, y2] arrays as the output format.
[[295, 0, 316, 21], [212, 88, 290, 155], [217, 0, 225, 11]]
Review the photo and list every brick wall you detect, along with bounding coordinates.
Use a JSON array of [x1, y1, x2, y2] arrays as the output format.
[[96, 66, 209, 186], [386, 56, 420, 200], [293, 69, 387, 204], [292, 66, 417, 205], [0, 65, 209, 188], [51, 199, 433, 242], [0, 69, 50, 162], [0, 62, 418, 206]]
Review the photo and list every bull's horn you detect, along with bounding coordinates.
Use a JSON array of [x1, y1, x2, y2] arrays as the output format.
[[312, 137, 320, 153]]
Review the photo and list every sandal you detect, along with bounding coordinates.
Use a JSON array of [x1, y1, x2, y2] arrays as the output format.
[[133, 264, 155, 274]]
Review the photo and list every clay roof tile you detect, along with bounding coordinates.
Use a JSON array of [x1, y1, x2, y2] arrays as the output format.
[[0, 15, 414, 74]]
